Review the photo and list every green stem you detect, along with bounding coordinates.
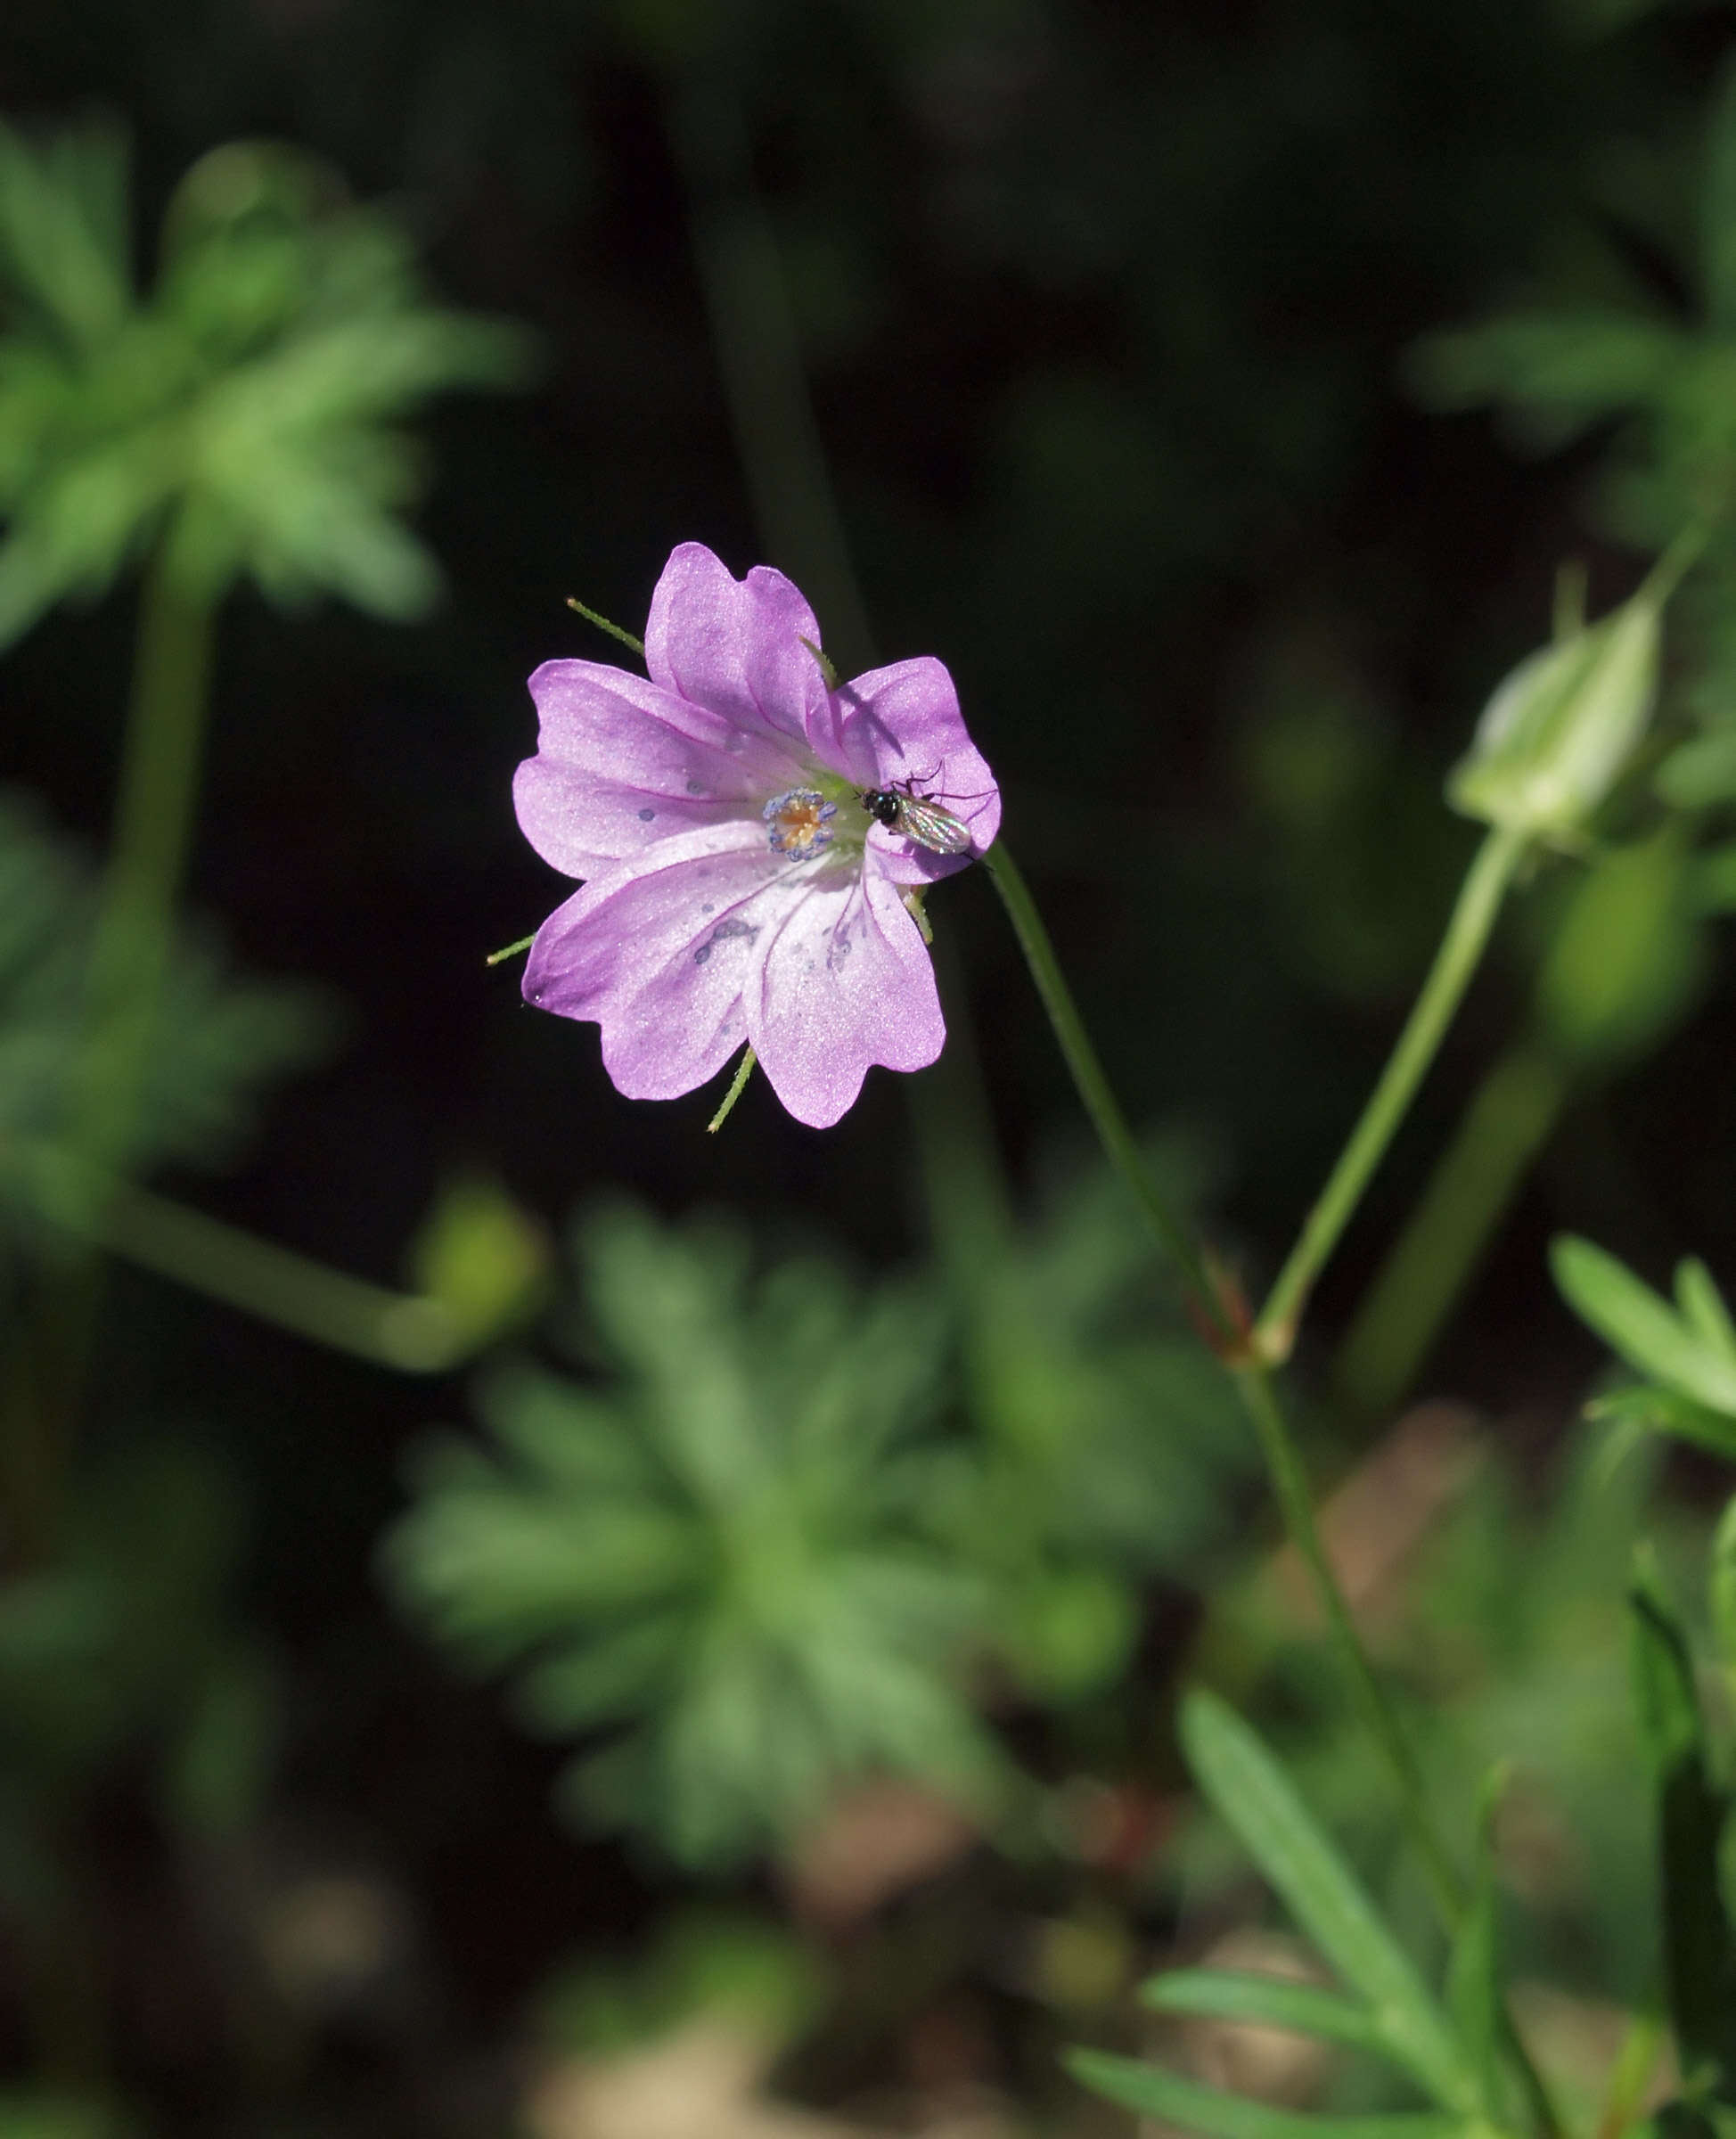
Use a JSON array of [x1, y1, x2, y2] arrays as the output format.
[[1229, 1366, 1565, 2139], [14, 553, 219, 1560], [1230, 1360, 1466, 1922], [1332, 1043, 1567, 1421], [75, 550, 219, 1182], [1255, 826, 1528, 1361], [981, 842, 1232, 1336], [92, 1177, 470, 1373], [990, 842, 1561, 2136]]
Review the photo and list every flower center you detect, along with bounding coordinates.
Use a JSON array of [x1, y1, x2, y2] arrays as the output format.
[[762, 787, 838, 859]]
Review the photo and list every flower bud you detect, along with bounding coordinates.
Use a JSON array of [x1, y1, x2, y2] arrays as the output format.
[[1448, 592, 1661, 840]]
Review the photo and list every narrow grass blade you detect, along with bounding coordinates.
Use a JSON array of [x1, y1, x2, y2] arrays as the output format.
[[1445, 1768, 1504, 2119], [1179, 1692, 1471, 2113], [1627, 1548, 1736, 2081], [1142, 1971, 1387, 2059], [1067, 2049, 1470, 2139]]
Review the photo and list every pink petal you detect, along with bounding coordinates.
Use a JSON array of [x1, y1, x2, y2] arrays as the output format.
[[645, 543, 829, 752], [523, 824, 796, 1102], [516, 660, 797, 878], [834, 657, 1001, 883], [745, 864, 945, 1128]]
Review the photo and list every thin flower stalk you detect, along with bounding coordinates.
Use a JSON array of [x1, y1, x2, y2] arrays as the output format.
[[980, 842, 1238, 1345], [1254, 824, 1529, 1362]]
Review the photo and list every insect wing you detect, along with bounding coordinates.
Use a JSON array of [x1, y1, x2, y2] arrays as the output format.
[[895, 794, 974, 855]]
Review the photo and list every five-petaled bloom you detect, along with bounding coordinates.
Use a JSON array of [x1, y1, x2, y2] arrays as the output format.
[[512, 543, 1000, 1127]]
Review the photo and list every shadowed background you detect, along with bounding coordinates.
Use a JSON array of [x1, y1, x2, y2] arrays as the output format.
[[2, 2, 1733, 2134]]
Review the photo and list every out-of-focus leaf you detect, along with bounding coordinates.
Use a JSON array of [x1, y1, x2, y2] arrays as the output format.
[[406, 1175, 550, 1350], [1677, 1261, 1736, 1367], [0, 2094, 131, 2139], [1627, 1549, 1736, 2084], [159, 1646, 277, 1839], [1689, 841, 1736, 914], [1065, 2050, 1471, 2139], [0, 124, 533, 641], [1407, 313, 1682, 438], [1179, 1692, 1473, 2113], [1632, 2109, 1719, 2139], [1532, 832, 1704, 1072], [1587, 1385, 1736, 1464], [0, 1440, 271, 1837], [0, 791, 331, 1233], [1552, 1237, 1736, 1418], [1445, 1768, 1505, 2120], [384, 1202, 1010, 1869], [1708, 1493, 1736, 1668], [1141, 1969, 1388, 2058], [1655, 728, 1736, 810], [0, 122, 132, 348], [536, 1911, 819, 2058], [932, 1129, 1251, 1702]]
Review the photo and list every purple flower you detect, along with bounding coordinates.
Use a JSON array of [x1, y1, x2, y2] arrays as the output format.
[[513, 543, 1000, 1128]]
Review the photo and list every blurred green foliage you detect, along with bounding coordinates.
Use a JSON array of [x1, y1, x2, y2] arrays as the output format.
[[1199, 1420, 1699, 2013], [1412, 43, 1736, 774], [0, 2100, 129, 2139], [1553, 1235, 1736, 1461], [535, 1910, 819, 2057], [1073, 1691, 1496, 2138], [7, 2, 1736, 2129], [385, 1201, 1008, 1869], [386, 1170, 1256, 1869], [0, 122, 531, 637], [0, 1440, 273, 1848], [935, 1136, 1252, 1702], [0, 787, 330, 1231]]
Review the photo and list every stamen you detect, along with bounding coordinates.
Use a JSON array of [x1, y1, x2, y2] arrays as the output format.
[[762, 787, 838, 859]]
